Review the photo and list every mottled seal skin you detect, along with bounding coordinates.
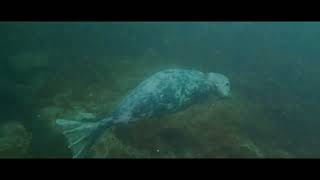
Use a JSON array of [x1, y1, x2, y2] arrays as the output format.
[[109, 69, 231, 124], [56, 68, 231, 158]]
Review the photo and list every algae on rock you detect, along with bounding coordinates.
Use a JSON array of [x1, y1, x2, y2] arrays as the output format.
[[0, 121, 31, 158]]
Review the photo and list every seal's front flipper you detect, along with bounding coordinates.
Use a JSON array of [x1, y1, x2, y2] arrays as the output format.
[[56, 119, 99, 158]]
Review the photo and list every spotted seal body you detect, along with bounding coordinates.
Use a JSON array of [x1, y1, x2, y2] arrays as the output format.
[[111, 69, 230, 123], [56, 68, 231, 158]]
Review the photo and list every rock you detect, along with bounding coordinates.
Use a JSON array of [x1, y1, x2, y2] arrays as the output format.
[[91, 128, 150, 158], [87, 96, 268, 158], [0, 121, 31, 158]]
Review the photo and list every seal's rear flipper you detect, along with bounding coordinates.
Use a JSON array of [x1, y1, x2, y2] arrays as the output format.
[[56, 119, 99, 158]]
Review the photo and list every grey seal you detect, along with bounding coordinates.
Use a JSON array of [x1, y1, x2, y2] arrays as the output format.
[[56, 68, 231, 158]]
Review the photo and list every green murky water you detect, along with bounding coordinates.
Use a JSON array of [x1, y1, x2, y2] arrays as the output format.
[[1, 22, 320, 158]]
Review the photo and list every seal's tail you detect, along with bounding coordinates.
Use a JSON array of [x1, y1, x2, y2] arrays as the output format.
[[56, 119, 99, 158]]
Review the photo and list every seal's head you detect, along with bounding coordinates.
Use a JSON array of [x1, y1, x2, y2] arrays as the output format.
[[206, 72, 231, 98]]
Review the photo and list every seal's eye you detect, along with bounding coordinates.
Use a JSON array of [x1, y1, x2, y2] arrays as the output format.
[[225, 82, 229, 86]]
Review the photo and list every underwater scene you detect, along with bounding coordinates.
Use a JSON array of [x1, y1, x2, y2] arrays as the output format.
[[1, 22, 320, 158]]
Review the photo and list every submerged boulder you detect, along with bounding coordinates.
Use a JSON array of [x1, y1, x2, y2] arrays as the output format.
[[88, 96, 269, 158], [0, 121, 31, 158], [91, 128, 150, 158]]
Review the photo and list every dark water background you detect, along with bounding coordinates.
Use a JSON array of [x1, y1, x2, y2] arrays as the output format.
[[1, 22, 320, 158]]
